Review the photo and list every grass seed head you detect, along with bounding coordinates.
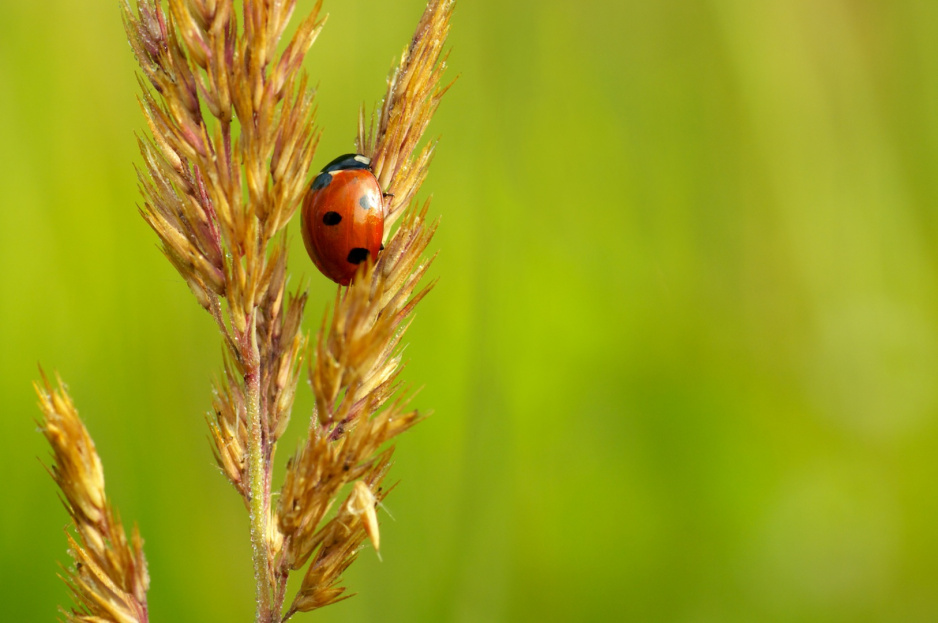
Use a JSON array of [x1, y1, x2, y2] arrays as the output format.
[[109, 0, 453, 617], [36, 371, 150, 623]]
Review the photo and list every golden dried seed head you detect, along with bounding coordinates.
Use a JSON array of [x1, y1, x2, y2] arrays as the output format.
[[36, 371, 149, 622], [117, 0, 453, 617]]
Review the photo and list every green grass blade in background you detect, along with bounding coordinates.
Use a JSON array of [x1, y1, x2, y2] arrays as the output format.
[[2, 1, 937, 621]]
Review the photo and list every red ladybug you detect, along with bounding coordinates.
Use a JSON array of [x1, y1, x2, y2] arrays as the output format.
[[301, 154, 385, 285]]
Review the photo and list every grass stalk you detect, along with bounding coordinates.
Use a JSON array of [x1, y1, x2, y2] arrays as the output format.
[[38, 1, 454, 619], [246, 351, 273, 623]]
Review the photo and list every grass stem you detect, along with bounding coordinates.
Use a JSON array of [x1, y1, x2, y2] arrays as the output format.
[[246, 325, 273, 623]]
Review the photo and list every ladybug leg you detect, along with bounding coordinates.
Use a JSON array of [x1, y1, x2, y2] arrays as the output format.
[[381, 192, 395, 216]]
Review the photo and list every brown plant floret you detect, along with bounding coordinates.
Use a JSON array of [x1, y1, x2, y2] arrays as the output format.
[[23, 1, 461, 621], [36, 372, 150, 623], [274, 1, 454, 615], [358, 0, 455, 233], [123, 1, 325, 619]]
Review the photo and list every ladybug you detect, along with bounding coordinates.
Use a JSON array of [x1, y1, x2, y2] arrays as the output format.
[[300, 153, 385, 286]]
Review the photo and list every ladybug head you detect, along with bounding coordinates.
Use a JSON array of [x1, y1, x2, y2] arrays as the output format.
[[321, 153, 372, 173]]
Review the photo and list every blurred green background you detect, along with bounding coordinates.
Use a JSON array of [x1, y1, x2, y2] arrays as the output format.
[[2, 0, 938, 621]]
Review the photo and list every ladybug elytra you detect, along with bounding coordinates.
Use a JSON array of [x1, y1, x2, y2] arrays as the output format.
[[300, 153, 385, 285]]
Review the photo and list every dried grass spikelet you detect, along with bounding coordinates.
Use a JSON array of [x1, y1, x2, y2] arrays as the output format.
[[275, 205, 436, 616], [208, 239, 309, 502], [124, 0, 323, 340], [358, 0, 455, 234], [36, 371, 149, 623], [123, 1, 324, 619], [119, 0, 452, 619], [283, 457, 395, 618], [275, 0, 454, 615]]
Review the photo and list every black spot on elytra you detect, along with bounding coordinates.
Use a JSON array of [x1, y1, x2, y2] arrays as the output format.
[[322, 211, 342, 226], [312, 172, 332, 190], [347, 248, 369, 264], [359, 195, 372, 210]]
